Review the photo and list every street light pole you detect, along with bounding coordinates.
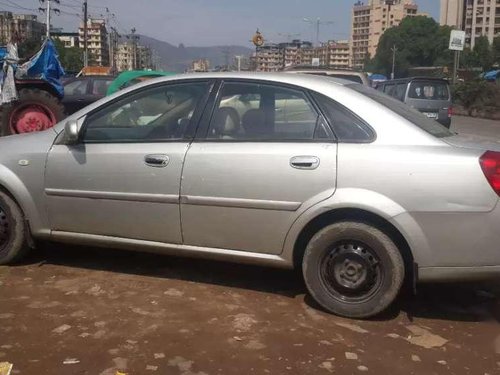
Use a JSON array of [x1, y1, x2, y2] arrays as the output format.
[[391, 44, 397, 79]]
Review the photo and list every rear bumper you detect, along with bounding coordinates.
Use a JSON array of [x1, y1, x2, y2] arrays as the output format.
[[419, 265, 500, 282]]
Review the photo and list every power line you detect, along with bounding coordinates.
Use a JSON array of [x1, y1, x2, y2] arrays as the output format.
[[0, 0, 36, 11]]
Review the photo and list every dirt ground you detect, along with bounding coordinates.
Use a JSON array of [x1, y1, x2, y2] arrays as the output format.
[[1, 115, 500, 374], [1, 245, 499, 375]]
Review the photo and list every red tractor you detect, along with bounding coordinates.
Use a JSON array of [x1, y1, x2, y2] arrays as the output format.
[[0, 40, 65, 136]]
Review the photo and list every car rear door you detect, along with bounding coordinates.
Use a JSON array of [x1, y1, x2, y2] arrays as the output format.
[[45, 80, 212, 243], [180, 80, 338, 255]]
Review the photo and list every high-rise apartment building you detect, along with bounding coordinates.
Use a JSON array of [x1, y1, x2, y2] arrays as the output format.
[[79, 18, 109, 66], [463, 0, 500, 48], [440, 0, 466, 27], [351, 0, 420, 69], [0, 11, 45, 43]]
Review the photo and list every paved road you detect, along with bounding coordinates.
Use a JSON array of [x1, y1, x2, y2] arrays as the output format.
[[452, 115, 500, 138], [1, 116, 500, 375]]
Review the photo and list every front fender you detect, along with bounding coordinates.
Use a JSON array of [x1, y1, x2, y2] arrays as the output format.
[[0, 163, 46, 235], [281, 188, 431, 266]]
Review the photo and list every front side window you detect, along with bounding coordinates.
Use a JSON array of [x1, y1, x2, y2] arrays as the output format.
[[64, 79, 89, 96], [83, 82, 208, 142], [207, 82, 321, 141], [92, 79, 113, 96]]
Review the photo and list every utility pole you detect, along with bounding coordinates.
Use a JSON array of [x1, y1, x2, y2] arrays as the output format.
[[39, 0, 60, 38], [83, 0, 88, 67], [235, 55, 243, 71], [127, 28, 140, 70], [391, 44, 397, 80], [303, 18, 333, 46], [45, 0, 51, 38]]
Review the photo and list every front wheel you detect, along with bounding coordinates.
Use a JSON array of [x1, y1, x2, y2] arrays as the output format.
[[0, 191, 30, 265], [303, 221, 405, 319]]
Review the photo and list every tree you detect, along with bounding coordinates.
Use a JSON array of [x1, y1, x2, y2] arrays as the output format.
[[17, 38, 43, 61], [53, 38, 84, 73], [453, 79, 496, 115], [492, 36, 500, 66], [473, 36, 493, 71], [370, 16, 453, 77]]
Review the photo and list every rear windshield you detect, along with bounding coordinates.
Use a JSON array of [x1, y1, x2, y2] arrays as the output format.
[[347, 84, 453, 138], [408, 80, 450, 100], [305, 72, 364, 84]]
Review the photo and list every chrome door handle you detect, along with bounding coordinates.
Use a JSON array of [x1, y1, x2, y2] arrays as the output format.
[[144, 154, 169, 167], [290, 156, 320, 170]]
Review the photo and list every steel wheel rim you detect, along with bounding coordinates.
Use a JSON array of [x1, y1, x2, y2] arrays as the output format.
[[9, 102, 57, 134], [320, 241, 384, 303], [0, 204, 10, 252]]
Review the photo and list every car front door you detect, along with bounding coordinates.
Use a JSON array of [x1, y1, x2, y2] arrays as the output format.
[[45, 80, 211, 243], [180, 80, 338, 254]]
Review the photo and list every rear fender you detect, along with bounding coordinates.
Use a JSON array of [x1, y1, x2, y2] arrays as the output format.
[[281, 188, 431, 265]]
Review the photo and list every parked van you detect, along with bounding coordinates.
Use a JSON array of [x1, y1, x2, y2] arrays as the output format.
[[376, 77, 452, 128]]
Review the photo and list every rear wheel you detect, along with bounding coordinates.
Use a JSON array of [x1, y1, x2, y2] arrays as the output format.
[[303, 221, 405, 319], [0, 88, 65, 136], [0, 191, 30, 264]]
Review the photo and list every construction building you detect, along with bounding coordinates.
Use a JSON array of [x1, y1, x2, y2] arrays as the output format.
[[115, 41, 153, 71], [53, 31, 79, 48], [351, 0, 420, 69], [254, 39, 350, 71], [0, 11, 45, 43], [79, 18, 109, 66]]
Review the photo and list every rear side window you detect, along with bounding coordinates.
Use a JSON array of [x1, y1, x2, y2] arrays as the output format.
[[312, 92, 375, 143], [207, 82, 323, 141], [408, 81, 450, 100], [394, 83, 407, 101]]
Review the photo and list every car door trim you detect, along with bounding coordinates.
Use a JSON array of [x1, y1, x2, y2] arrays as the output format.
[[45, 188, 179, 204], [180, 195, 301, 211]]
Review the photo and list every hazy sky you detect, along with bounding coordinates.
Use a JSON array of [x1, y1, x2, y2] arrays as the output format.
[[12, 0, 440, 47]]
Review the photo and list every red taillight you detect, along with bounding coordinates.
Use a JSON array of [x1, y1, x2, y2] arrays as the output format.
[[480, 151, 500, 196], [448, 106, 453, 118]]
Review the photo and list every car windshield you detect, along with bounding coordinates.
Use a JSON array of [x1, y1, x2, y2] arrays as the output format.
[[347, 84, 453, 138], [408, 80, 450, 100]]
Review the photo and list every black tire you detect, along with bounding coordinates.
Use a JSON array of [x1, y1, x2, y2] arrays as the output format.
[[0, 191, 30, 264], [0, 88, 65, 136], [303, 221, 405, 319]]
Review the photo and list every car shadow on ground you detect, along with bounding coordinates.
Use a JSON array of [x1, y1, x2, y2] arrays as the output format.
[[19, 243, 500, 324]]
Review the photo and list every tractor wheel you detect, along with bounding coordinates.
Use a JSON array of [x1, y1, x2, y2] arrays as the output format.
[[0, 88, 65, 136]]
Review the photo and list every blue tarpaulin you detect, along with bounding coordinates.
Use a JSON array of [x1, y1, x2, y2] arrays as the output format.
[[483, 70, 500, 82], [17, 39, 65, 98]]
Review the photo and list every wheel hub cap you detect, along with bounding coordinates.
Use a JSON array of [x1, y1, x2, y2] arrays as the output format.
[[10, 104, 56, 134], [322, 243, 381, 300]]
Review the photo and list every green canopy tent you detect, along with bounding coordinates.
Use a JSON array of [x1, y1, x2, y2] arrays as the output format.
[[106, 70, 176, 96]]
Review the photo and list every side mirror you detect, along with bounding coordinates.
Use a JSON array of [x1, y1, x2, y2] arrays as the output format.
[[63, 120, 79, 145]]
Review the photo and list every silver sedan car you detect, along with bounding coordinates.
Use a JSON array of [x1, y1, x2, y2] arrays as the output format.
[[1, 72, 499, 319]]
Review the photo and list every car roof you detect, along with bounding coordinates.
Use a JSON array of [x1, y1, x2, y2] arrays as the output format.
[[380, 76, 449, 84], [109, 71, 353, 96]]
